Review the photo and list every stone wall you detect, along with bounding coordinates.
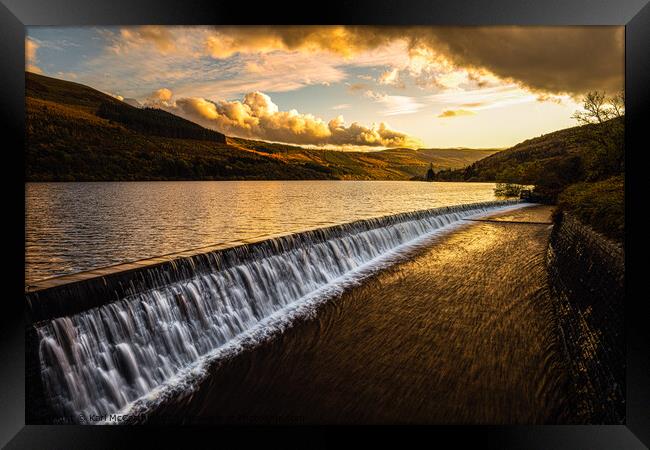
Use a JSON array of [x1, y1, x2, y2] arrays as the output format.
[[546, 213, 625, 424]]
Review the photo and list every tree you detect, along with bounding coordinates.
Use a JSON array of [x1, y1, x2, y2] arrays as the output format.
[[426, 163, 435, 181], [572, 90, 625, 180], [610, 90, 625, 118], [571, 90, 625, 125]]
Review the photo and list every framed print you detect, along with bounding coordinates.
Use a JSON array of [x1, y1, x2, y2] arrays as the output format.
[[1, 0, 649, 448]]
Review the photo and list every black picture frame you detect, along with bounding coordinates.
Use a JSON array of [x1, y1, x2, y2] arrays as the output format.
[[2, 0, 649, 448]]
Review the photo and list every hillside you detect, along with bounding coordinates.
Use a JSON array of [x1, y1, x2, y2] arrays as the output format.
[[228, 138, 499, 180], [462, 124, 594, 181], [456, 118, 623, 183], [25, 72, 498, 181], [443, 113, 624, 241], [96, 101, 226, 143]]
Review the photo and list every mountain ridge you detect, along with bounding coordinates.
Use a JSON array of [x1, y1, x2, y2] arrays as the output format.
[[25, 72, 518, 182]]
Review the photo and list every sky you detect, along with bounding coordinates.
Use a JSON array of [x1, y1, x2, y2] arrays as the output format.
[[25, 26, 624, 150]]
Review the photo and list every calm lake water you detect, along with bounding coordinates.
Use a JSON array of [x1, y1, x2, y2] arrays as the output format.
[[25, 181, 500, 284]]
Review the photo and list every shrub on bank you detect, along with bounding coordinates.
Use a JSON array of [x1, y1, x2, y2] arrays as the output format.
[[555, 176, 624, 242], [494, 183, 526, 197]]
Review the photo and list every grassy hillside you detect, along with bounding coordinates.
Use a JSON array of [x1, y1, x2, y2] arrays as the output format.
[[460, 121, 620, 182], [463, 124, 593, 181], [441, 117, 624, 196], [25, 72, 498, 181]]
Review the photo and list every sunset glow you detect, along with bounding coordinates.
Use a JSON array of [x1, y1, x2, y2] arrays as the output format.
[[26, 26, 624, 149]]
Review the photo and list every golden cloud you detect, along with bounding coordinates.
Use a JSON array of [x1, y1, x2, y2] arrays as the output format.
[[25, 38, 42, 74], [139, 88, 175, 108], [438, 109, 476, 118], [152, 88, 173, 101], [202, 26, 394, 59], [119, 26, 177, 54], [459, 102, 485, 108], [378, 67, 403, 87], [114, 25, 623, 96], [167, 90, 416, 147], [198, 26, 624, 96], [158, 88, 173, 100]]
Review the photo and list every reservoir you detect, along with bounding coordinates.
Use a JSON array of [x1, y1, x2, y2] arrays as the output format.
[[25, 180, 500, 284]]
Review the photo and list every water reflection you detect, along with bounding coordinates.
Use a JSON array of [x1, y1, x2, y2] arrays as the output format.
[[25, 180, 500, 283]]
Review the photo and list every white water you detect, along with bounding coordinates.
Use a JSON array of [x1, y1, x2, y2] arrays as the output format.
[[35, 200, 525, 422]]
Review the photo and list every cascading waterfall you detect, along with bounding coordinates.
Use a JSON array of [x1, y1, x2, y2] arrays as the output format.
[[33, 200, 524, 422]]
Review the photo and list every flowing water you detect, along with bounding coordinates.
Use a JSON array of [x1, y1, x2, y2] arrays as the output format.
[[31, 199, 526, 422], [143, 205, 566, 424], [26, 181, 500, 284]]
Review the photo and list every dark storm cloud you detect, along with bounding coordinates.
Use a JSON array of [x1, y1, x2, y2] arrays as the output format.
[[200, 25, 624, 96], [419, 26, 624, 96]]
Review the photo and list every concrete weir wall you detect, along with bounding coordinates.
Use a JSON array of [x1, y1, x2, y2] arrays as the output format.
[[546, 213, 625, 424], [25, 201, 520, 325], [25, 200, 520, 423]]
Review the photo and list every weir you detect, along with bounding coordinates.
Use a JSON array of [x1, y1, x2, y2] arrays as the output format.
[[26, 199, 523, 423]]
